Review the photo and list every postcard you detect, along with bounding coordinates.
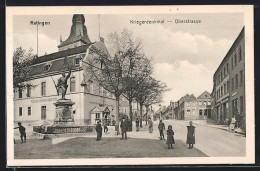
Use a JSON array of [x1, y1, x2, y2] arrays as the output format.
[[6, 5, 254, 166]]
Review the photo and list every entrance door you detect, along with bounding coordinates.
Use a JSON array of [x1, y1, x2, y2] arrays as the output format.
[[41, 106, 46, 120]]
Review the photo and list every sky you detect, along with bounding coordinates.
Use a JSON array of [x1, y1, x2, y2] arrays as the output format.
[[13, 13, 244, 108]]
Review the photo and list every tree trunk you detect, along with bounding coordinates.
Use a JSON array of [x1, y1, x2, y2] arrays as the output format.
[[140, 103, 143, 128], [145, 105, 149, 125], [129, 100, 133, 132], [115, 95, 120, 123]]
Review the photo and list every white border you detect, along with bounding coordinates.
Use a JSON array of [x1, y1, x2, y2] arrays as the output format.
[[6, 5, 254, 166]]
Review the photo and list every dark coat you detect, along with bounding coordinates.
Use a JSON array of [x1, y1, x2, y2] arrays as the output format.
[[148, 120, 153, 128], [120, 121, 128, 132], [136, 120, 139, 127], [186, 126, 195, 144], [158, 122, 165, 131], [167, 129, 175, 144], [96, 123, 102, 132]]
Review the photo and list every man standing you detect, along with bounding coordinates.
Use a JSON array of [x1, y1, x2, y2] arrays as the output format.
[[120, 118, 128, 140], [158, 119, 165, 140], [135, 118, 140, 132], [148, 118, 153, 133], [96, 120, 102, 141], [14, 122, 26, 143]]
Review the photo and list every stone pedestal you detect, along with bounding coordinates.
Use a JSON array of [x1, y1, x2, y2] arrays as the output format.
[[53, 99, 75, 126]]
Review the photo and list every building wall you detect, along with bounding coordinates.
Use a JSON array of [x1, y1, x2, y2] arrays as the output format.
[[184, 101, 199, 120], [211, 27, 245, 125]]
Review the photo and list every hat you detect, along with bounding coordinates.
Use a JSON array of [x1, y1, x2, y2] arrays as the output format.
[[168, 125, 172, 129]]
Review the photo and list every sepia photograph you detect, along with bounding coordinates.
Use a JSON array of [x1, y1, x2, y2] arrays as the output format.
[[6, 5, 254, 166]]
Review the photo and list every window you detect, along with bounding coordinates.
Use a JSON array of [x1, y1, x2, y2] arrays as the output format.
[[19, 107, 22, 116], [95, 113, 100, 119], [208, 101, 211, 105], [199, 109, 202, 115], [41, 106, 46, 120], [193, 102, 196, 106], [18, 88, 22, 98], [187, 102, 190, 107], [199, 101, 202, 105], [44, 64, 51, 72], [234, 53, 237, 66], [239, 47, 242, 62], [27, 86, 31, 97], [240, 96, 244, 114], [28, 107, 31, 116], [232, 98, 238, 115], [224, 67, 226, 76], [221, 71, 223, 80], [221, 86, 223, 97], [240, 70, 243, 86], [231, 57, 234, 69], [187, 110, 190, 115], [70, 77, 75, 92], [231, 78, 234, 91], [227, 81, 230, 92], [224, 83, 226, 94], [235, 74, 238, 89], [204, 110, 207, 116], [226, 63, 229, 74], [192, 109, 195, 115], [204, 101, 207, 105], [41, 82, 46, 96], [75, 58, 80, 65]]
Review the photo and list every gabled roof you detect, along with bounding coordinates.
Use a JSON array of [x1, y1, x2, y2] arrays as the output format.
[[197, 91, 211, 99], [33, 45, 89, 64], [186, 94, 197, 102], [91, 106, 110, 113]]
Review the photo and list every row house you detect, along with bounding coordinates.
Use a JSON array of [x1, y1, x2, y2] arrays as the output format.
[[211, 27, 245, 126]]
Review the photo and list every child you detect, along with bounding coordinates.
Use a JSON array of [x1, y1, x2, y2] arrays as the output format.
[[14, 122, 26, 143], [166, 125, 175, 149]]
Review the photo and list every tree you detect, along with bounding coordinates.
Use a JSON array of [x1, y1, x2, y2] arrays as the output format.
[[13, 47, 37, 91], [123, 56, 152, 131], [135, 76, 169, 125], [83, 29, 144, 123]]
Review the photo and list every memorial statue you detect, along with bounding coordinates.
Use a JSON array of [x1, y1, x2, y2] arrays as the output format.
[[56, 67, 72, 99]]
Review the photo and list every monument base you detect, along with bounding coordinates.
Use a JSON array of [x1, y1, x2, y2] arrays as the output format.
[[53, 99, 75, 126]]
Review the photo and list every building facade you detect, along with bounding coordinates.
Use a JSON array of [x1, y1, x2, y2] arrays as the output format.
[[174, 92, 211, 120], [14, 14, 118, 125], [211, 27, 245, 128]]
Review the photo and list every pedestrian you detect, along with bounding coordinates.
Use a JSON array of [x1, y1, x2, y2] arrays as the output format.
[[112, 119, 116, 126], [158, 119, 165, 140], [186, 121, 195, 149], [14, 122, 26, 143], [103, 120, 108, 134], [148, 118, 153, 133], [136, 118, 140, 132], [166, 125, 175, 149], [96, 120, 102, 141], [120, 117, 128, 140], [229, 116, 236, 132]]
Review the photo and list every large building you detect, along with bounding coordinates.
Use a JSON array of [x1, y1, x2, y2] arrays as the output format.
[[174, 91, 211, 120], [14, 14, 119, 125], [211, 27, 245, 128]]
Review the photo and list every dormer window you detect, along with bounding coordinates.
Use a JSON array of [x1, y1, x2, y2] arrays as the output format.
[[75, 58, 80, 65], [44, 63, 51, 72]]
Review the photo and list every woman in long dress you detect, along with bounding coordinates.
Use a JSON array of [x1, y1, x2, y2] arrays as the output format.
[[186, 121, 195, 149]]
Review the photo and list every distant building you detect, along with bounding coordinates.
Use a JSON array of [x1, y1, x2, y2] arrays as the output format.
[[197, 91, 212, 120], [211, 27, 245, 126], [174, 92, 212, 120]]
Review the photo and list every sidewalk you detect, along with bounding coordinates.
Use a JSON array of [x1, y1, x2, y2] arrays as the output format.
[[184, 119, 246, 135]]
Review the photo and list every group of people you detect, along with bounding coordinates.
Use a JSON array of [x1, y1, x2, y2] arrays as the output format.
[[157, 120, 195, 149]]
